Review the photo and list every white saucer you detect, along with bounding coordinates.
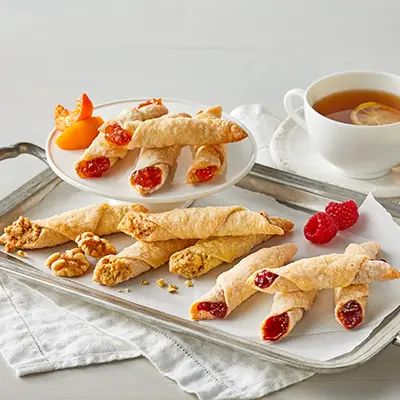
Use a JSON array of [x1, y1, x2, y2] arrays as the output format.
[[270, 108, 400, 198], [46, 98, 257, 204]]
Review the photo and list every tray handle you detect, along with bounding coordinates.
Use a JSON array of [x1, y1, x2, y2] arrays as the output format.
[[0, 142, 61, 230], [0, 142, 47, 164]]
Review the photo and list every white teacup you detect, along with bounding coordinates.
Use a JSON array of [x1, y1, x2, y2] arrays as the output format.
[[283, 70, 400, 179]]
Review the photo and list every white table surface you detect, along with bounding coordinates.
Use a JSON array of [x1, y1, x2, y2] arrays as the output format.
[[1, 1, 400, 398]]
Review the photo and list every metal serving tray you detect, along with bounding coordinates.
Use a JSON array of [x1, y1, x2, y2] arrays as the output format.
[[1, 142, 400, 374]]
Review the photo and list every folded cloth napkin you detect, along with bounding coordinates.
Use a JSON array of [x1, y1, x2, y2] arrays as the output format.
[[0, 104, 313, 400]]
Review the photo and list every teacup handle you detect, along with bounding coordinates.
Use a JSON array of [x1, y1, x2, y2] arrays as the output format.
[[283, 89, 307, 130]]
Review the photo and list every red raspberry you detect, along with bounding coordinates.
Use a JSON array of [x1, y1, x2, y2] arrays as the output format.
[[325, 200, 359, 230], [304, 212, 339, 244]]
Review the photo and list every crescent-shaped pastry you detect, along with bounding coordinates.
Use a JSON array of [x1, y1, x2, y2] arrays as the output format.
[[118, 206, 284, 242], [189, 244, 297, 320], [93, 239, 195, 286], [0, 203, 147, 252], [169, 215, 294, 278]]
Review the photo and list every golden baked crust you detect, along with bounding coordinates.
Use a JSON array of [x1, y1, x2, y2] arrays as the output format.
[[334, 242, 380, 329], [189, 244, 297, 320], [186, 106, 226, 184], [169, 215, 294, 278], [74, 103, 168, 176], [0, 203, 147, 251], [93, 239, 195, 287], [129, 114, 248, 148], [118, 206, 284, 242], [248, 245, 400, 293]]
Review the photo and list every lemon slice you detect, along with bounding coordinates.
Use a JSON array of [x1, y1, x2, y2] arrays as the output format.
[[350, 102, 400, 126]]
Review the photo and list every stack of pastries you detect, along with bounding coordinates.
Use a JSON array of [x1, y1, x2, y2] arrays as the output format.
[[73, 99, 247, 195], [1, 202, 399, 343]]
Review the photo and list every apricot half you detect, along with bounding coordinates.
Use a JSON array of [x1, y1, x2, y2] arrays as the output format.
[[56, 116, 103, 150]]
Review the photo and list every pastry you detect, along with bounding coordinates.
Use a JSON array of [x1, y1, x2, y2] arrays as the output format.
[[189, 244, 297, 320], [130, 145, 182, 195], [129, 113, 191, 195], [260, 290, 318, 341], [259, 242, 380, 341], [74, 99, 168, 178], [334, 242, 380, 330], [186, 106, 227, 184], [93, 239, 195, 286], [118, 206, 284, 242], [169, 215, 294, 278], [247, 250, 400, 293], [0, 203, 147, 251], [128, 109, 248, 148]]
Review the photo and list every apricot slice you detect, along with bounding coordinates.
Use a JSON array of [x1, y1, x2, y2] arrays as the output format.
[[54, 93, 94, 131], [56, 116, 104, 150]]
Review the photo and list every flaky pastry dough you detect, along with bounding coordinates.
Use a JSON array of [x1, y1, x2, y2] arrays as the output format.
[[247, 251, 400, 293], [169, 215, 294, 278], [189, 243, 297, 320], [93, 239, 195, 286], [118, 206, 284, 242], [0, 203, 147, 251]]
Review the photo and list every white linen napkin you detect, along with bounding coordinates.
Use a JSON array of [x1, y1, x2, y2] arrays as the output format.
[[0, 104, 313, 400]]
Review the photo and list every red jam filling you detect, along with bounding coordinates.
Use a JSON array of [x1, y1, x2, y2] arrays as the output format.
[[137, 98, 163, 109], [76, 157, 111, 178], [131, 166, 163, 189], [337, 300, 363, 329], [195, 166, 217, 183], [254, 270, 278, 289], [197, 301, 228, 319], [262, 312, 290, 341], [104, 123, 132, 146]]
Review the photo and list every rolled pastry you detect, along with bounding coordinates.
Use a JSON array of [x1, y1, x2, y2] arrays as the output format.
[[247, 251, 400, 294], [260, 242, 381, 341], [334, 242, 380, 330], [118, 206, 284, 242], [0, 203, 147, 251], [128, 110, 248, 148], [169, 215, 294, 278], [129, 113, 190, 195], [93, 239, 195, 286], [260, 290, 318, 342], [130, 146, 182, 195], [186, 106, 227, 184], [74, 100, 168, 178], [189, 243, 297, 320]]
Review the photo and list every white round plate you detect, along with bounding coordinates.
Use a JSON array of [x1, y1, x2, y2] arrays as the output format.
[[270, 108, 400, 198], [46, 98, 257, 203]]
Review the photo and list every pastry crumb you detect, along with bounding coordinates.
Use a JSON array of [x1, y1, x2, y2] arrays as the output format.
[[16, 250, 26, 258], [118, 289, 123, 293], [168, 284, 178, 293], [140, 280, 149, 286], [124, 288, 130, 293], [4, 243, 14, 253], [156, 278, 166, 287], [185, 280, 193, 287]]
